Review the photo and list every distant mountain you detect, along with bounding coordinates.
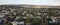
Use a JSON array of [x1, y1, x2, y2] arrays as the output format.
[[0, 4, 60, 8]]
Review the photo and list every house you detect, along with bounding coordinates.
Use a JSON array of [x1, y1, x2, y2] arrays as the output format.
[[0, 14, 5, 18], [12, 21, 24, 25]]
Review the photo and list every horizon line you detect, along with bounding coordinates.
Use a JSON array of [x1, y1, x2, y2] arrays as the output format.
[[0, 4, 60, 6]]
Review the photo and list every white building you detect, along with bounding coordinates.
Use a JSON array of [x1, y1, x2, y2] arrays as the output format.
[[12, 21, 24, 25]]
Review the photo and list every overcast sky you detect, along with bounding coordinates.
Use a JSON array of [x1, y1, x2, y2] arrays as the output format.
[[0, 0, 60, 6]]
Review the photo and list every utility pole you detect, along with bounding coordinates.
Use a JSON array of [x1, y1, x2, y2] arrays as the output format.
[[41, 8, 48, 25]]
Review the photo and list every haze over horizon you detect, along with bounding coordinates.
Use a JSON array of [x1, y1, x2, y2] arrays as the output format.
[[0, 0, 60, 6]]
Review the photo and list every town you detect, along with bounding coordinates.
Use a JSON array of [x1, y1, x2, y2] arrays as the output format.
[[0, 5, 60, 25]]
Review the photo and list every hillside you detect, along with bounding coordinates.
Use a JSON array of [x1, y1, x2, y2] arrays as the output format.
[[0, 4, 60, 8]]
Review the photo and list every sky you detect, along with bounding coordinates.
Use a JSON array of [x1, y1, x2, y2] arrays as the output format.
[[0, 0, 60, 6]]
